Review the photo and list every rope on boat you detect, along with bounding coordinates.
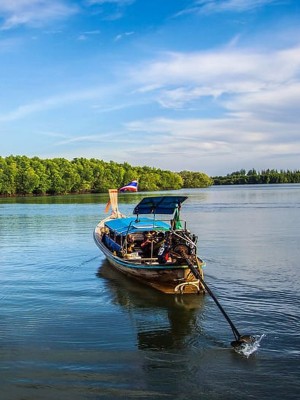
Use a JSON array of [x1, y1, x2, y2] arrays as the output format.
[[175, 281, 201, 294]]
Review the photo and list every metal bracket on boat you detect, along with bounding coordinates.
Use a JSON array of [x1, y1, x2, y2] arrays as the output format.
[[174, 280, 201, 294]]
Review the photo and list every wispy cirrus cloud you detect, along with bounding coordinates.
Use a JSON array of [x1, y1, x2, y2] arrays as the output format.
[[0, 86, 115, 122], [86, 0, 136, 20], [132, 44, 300, 115], [54, 134, 111, 146], [0, 0, 78, 30], [114, 31, 134, 41], [177, 0, 283, 16], [86, 0, 135, 5], [77, 29, 101, 41]]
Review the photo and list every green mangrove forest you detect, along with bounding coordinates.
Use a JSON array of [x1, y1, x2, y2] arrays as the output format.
[[0, 156, 213, 196], [213, 169, 300, 185], [1, 156, 298, 196]]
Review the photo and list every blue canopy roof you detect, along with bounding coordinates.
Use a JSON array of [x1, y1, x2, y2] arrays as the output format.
[[133, 196, 188, 215], [105, 217, 170, 235]]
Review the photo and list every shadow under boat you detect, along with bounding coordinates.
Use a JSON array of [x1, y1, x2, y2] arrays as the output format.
[[97, 260, 205, 351]]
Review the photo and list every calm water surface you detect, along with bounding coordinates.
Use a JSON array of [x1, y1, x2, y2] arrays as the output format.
[[0, 185, 299, 399]]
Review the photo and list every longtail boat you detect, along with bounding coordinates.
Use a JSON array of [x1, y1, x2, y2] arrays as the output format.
[[94, 191, 257, 349], [94, 189, 206, 294]]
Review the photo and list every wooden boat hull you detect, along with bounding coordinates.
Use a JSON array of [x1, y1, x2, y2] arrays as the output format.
[[94, 228, 205, 294]]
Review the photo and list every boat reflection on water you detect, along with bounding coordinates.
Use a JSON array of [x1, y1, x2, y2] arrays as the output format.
[[97, 260, 205, 351]]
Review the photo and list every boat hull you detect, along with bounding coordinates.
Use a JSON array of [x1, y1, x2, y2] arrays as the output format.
[[94, 228, 205, 294]]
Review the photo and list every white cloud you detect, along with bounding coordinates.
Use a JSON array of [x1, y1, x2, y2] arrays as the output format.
[[86, 0, 135, 21], [114, 31, 134, 41], [157, 87, 221, 109], [134, 46, 300, 89], [0, 86, 114, 122], [126, 116, 270, 144], [124, 114, 300, 173], [0, 0, 78, 30], [87, 0, 135, 5], [55, 134, 110, 146], [77, 30, 100, 40], [131, 45, 300, 123], [224, 81, 300, 123], [182, 0, 282, 15]]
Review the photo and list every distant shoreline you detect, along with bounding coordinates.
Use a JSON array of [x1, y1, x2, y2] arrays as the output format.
[[1, 182, 300, 199]]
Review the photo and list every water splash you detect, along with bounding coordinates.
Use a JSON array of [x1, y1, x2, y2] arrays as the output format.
[[234, 334, 265, 358]]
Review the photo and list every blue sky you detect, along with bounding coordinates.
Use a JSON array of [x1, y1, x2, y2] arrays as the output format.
[[0, 0, 299, 176]]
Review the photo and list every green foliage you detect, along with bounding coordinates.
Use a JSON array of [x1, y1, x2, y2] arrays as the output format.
[[0, 156, 17, 195], [213, 169, 300, 185], [2, 156, 297, 196], [0, 155, 212, 196], [179, 171, 213, 188]]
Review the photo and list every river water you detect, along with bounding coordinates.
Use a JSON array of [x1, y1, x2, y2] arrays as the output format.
[[0, 185, 299, 399]]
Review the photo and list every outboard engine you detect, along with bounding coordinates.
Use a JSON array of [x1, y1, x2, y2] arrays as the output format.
[[159, 230, 198, 264], [172, 230, 198, 255]]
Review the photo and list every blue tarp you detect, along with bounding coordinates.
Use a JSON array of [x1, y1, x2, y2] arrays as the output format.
[[103, 235, 122, 252], [105, 217, 170, 235]]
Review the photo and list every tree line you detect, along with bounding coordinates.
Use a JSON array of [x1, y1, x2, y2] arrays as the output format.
[[0, 156, 213, 196], [213, 169, 300, 185]]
